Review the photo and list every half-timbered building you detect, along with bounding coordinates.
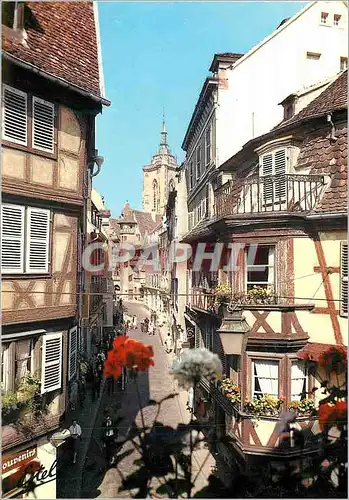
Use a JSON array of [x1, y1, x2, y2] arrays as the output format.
[[1, 3, 109, 497], [184, 70, 347, 480]]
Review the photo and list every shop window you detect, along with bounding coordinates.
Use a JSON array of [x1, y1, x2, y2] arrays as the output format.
[[252, 359, 279, 398], [246, 245, 275, 291]]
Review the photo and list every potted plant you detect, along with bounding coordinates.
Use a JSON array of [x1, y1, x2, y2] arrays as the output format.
[[244, 394, 284, 418], [288, 398, 315, 416], [246, 286, 276, 305], [17, 374, 43, 420], [220, 377, 241, 404], [2, 391, 23, 425]]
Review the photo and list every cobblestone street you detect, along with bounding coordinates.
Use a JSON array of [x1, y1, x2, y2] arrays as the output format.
[[81, 302, 215, 498]]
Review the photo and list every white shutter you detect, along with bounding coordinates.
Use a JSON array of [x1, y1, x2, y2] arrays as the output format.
[[1, 203, 25, 274], [32, 96, 54, 153], [26, 207, 50, 273], [41, 332, 62, 394], [2, 85, 27, 145], [274, 149, 287, 199], [68, 326, 78, 381], [261, 153, 273, 202], [340, 242, 348, 316]]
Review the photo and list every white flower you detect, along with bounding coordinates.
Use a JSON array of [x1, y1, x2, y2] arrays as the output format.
[[171, 348, 222, 388]]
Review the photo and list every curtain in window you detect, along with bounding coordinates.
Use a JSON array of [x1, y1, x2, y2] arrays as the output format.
[[291, 361, 306, 400], [268, 247, 275, 285], [254, 360, 278, 396], [15, 339, 32, 381]]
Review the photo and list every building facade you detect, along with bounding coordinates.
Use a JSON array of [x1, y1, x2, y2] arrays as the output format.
[[1, 3, 109, 497]]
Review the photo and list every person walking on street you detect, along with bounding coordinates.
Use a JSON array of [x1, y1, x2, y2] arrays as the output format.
[[78, 375, 86, 408], [133, 315, 138, 329], [92, 371, 101, 402], [144, 317, 149, 334], [101, 412, 118, 468], [164, 333, 174, 353], [69, 419, 82, 464], [106, 375, 114, 396]]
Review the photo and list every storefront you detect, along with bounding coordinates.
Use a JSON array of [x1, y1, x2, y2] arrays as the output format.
[[2, 437, 57, 499]]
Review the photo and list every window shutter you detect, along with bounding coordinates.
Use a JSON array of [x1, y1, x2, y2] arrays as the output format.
[[26, 207, 50, 273], [340, 242, 348, 316], [2, 85, 27, 145], [68, 326, 78, 380], [1, 203, 25, 274], [274, 149, 287, 199], [188, 212, 193, 230], [32, 97, 54, 152], [261, 153, 273, 203], [41, 333, 62, 394]]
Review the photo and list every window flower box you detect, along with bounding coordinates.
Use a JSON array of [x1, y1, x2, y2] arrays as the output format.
[[219, 377, 241, 404], [288, 398, 315, 416], [244, 394, 284, 418]]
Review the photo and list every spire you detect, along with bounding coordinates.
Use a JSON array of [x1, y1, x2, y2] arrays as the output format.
[[158, 113, 171, 155]]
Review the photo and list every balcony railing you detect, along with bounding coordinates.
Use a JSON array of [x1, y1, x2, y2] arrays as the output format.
[[214, 174, 325, 218], [190, 287, 216, 312]]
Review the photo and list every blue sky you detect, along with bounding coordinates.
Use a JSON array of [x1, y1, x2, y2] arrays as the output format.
[[95, 1, 306, 217]]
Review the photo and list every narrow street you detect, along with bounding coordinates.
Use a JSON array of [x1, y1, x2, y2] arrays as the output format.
[[81, 302, 215, 498]]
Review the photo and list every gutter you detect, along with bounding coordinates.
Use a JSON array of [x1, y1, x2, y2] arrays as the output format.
[[306, 212, 347, 220], [3, 52, 111, 107]]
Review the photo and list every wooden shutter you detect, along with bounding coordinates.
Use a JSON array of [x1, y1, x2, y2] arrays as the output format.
[[340, 242, 348, 316], [261, 153, 273, 202], [41, 333, 62, 394], [26, 207, 50, 273], [32, 96, 54, 152], [1, 203, 25, 274], [2, 85, 27, 145], [274, 149, 287, 199], [68, 326, 78, 380]]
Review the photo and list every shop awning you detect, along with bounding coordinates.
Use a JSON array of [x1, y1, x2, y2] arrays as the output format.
[[296, 342, 337, 362]]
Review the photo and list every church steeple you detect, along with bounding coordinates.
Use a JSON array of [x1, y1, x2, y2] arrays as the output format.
[[158, 116, 171, 155]]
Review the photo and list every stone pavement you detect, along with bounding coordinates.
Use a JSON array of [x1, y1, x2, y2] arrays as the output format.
[[81, 301, 216, 498]]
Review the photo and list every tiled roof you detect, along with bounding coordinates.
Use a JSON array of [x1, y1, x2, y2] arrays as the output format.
[[109, 218, 121, 238], [134, 210, 162, 237], [275, 71, 347, 130], [298, 121, 347, 213], [3, 2, 102, 99]]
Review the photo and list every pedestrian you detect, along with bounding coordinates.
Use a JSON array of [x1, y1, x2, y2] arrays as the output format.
[[133, 315, 138, 329], [101, 412, 118, 468], [148, 322, 154, 336], [69, 419, 82, 464], [140, 320, 144, 333], [107, 375, 114, 396], [164, 333, 174, 353], [144, 317, 149, 334], [70, 379, 78, 411], [78, 376, 86, 408], [92, 371, 101, 402]]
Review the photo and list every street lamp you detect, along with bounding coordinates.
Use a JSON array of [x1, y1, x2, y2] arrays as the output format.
[[217, 305, 250, 355]]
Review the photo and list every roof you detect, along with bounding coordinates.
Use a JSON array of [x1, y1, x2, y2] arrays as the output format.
[[2, 2, 105, 102], [275, 71, 348, 130], [209, 52, 244, 73], [109, 218, 121, 238], [133, 210, 162, 237], [181, 218, 213, 243]]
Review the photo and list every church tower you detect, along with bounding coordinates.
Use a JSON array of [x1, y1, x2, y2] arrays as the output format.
[[142, 119, 178, 215]]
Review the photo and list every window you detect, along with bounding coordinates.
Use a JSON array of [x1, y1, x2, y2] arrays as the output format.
[[340, 57, 348, 71], [340, 242, 348, 316], [334, 14, 341, 26], [189, 161, 194, 189], [260, 149, 287, 203], [320, 12, 328, 24], [205, 124, 212, 166], [41, 333, 62, 394], [1, 203, 50, 274], [32, 97, 55, 152], [68, 326, 78, 381], [15, 339, 32, 389], [246, 245, 275, 291], [252, 359, 278, 398], [1, 345, 9, 391], [291, 361, 307, 401], [188, 212, 194, 230], [196, 146, 202, 179], [2, 85, 55, 153], [306, 52, 321, 60]]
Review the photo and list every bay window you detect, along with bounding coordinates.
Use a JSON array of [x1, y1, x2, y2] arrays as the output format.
[[246, 245, 275, 291], [252, 359, 279, 398]]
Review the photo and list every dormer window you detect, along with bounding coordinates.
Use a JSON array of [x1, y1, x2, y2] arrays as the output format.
[[334, 14, 341, 26], [320, 12, 328, 24]]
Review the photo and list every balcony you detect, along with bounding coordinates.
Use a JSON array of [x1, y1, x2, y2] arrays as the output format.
[[214, 174, 325, 218], [190, 287, 216, 312], [200, 379, 320, 458]]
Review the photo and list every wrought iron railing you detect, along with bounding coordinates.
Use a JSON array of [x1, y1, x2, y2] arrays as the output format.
[[214, 174, 325, 218]]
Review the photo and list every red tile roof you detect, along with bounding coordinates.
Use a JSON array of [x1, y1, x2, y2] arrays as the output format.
[[134, 210, 162, 237], [3, 2, 102, 99], [275, 71, 347, 130]]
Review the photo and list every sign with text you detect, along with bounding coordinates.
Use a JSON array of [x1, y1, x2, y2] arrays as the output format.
[[2, 446, 37, 475]]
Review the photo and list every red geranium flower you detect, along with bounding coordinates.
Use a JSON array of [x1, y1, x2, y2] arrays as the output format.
[[104, 335, 154, 379], [318, 400, 347, 431], [318, 346, 347, 374]]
